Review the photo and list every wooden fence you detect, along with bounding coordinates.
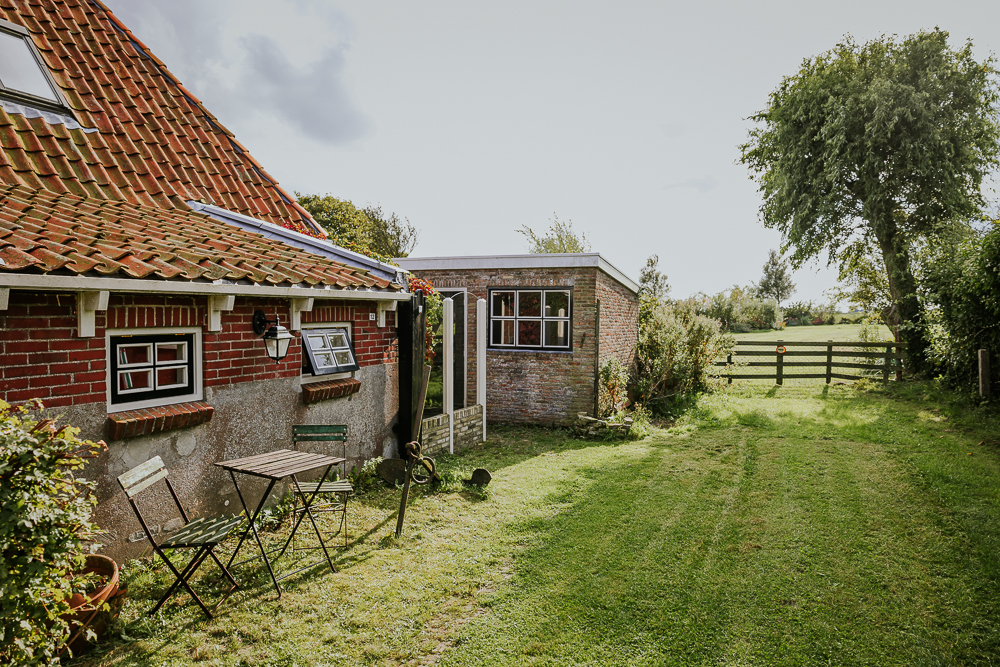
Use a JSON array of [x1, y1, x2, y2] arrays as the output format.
[[713, 340, 907, 384]]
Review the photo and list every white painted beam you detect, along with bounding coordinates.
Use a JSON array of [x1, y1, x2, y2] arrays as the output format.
[[77, 291, 109, 338], [290, 297, 314, 331], [477, 297, 487, 442], [443, 297, 454, 454], [207, 294, 235, 332]]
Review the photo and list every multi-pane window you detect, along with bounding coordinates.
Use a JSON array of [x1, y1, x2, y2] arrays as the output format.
[[109, 332, 198, 408], [490, 289, 572, 351], [302, 327, 359, 376], [0, 20, 64, 106]]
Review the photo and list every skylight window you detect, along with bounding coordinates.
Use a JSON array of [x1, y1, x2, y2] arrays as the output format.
[[0, 20, 61, 104]]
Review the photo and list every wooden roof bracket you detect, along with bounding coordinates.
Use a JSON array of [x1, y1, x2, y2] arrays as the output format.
[[77, 291, 109, 337], [208, 295, 235, 332], [377, 299, 397, 327], [290, 298, 314, 331]]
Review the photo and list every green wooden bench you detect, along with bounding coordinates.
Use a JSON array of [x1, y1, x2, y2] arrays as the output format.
[[291, 425, 353, 549]]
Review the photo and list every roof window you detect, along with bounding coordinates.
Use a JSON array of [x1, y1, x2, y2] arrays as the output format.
[[0, 19, 63, 106]]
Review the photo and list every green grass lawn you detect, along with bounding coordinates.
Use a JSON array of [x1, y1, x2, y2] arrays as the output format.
[[731, 323, 894, 342], [77, 383, 1000, 667]]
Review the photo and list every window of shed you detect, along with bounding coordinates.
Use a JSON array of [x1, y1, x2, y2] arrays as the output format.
[[0, 21, 62, 104], [302, 327, 359, 376], [490, 288, 572, 351]]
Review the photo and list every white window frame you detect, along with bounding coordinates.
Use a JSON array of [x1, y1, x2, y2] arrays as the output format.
[[105, 327, 203, 412], [300, 322, 356, 384]]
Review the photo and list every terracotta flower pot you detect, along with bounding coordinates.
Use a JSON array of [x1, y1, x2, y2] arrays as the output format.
[[62, 554, 124, 657]]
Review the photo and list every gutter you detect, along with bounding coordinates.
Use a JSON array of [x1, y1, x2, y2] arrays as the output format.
[[188, 201, 407, 285], [0, 274, 411, 302]]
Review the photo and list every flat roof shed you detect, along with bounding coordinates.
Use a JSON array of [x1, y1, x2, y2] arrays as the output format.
[[394, 253, 639, 425]]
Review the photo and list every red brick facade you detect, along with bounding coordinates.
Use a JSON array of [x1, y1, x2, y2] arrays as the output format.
[[0, 290, 398, 413], [410, 264, 637, 425]]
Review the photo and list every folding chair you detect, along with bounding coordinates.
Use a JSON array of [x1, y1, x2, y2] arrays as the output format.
[[291, 425, 353, 549], [117, 456, 243, 618]]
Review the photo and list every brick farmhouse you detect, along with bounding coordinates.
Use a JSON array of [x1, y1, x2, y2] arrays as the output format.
[[0, 0, 410, 559], [395, 254, 639, 426]]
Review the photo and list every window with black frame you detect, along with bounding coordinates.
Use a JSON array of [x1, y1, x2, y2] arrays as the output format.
[[302, 327, 359, 376], [489, 288, 572, 351], [109, 333, 197, 408]]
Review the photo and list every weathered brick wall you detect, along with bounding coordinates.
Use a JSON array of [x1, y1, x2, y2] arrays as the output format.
[[421, 404, 484, 455], [410, 267, 601, 425], [596, 270, 639, 368], [0, 291, 398, 407]]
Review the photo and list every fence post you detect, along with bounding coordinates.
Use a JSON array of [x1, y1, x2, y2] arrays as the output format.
[[776, 340, 783, 386], [883, 345, 891, 383], [727, 353, 732, 385], [981, 349, 992, 400], [826, 341, 833, 384]]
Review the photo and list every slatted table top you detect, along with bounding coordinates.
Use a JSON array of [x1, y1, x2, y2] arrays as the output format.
[[215, 449, 346, 480]]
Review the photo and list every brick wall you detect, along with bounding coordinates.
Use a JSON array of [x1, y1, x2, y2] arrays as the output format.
[[596, 270, 639, 367], [421, 404, 484, 455], [411, 266, 610, 425], [0, 291, 398, 409]]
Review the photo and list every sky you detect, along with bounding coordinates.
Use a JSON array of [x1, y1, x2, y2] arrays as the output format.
[[106, 0, 1000, 304]]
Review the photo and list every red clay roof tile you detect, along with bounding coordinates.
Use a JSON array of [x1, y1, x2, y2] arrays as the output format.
[[0, 185, 398, 291], [0, 0, 325, 238]]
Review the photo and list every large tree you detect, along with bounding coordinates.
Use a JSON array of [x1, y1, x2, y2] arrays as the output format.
[[296, 193, 419, 261], [753, 250, 795, 306], [739, 29, 1000, 369]]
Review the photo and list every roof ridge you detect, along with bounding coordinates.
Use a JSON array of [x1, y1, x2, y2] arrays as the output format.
[[84, 0, 324, 237]]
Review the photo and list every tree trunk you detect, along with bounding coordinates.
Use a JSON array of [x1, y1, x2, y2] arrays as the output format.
[[874, 217, 927, 374]]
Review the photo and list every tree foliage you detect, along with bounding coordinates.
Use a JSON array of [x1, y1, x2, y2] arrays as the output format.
[[361, 205, 419, 258], [825, 240, 893, 316], [739, 29, 1000, 370], [517, 214, 591, 253], [921, 223, 1000, 393], [1, 401, 105, 665], [753, 250, 795, 305], [296, 193, 419, 262], [638, 254, 670, 301]]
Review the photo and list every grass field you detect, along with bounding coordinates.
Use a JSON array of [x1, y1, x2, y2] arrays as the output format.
[[77, 382, 1000, 667], [731, 323, 894, 342]]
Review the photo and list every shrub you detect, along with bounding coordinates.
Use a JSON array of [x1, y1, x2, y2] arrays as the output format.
[[693, 287, 778, 331], [598, 357, 629, 418], [921, 225, 1000, 393], [0, 400, 106, 665], [633, 297, 733, 415], [349, 456, 385, 492]]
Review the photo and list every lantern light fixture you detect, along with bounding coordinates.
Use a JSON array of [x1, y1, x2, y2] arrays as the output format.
[[252, 310, 293, 363]]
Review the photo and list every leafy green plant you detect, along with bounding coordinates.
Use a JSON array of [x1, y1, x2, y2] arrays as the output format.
[[633, 297, 734, 415], [349, 456, 384, 492], [598, 357, 630, 418], [0, 400, 106, 665]]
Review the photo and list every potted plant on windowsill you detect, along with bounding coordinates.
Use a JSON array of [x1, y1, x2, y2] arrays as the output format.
[[0, 399, 110, 665]]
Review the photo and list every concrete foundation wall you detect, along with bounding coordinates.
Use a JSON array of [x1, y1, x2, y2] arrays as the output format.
[[51, 363, 399, 561]]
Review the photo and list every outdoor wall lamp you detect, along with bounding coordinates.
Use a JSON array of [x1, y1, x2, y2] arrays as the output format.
[[252, 310, 293, 362]]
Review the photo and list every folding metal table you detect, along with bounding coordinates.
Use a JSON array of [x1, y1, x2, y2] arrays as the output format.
[[216, 449, 345, 597]]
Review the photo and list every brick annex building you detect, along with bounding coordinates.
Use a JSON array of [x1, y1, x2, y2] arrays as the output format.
[[396, 254, 639, 425], [0, 1, 410, 558]]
